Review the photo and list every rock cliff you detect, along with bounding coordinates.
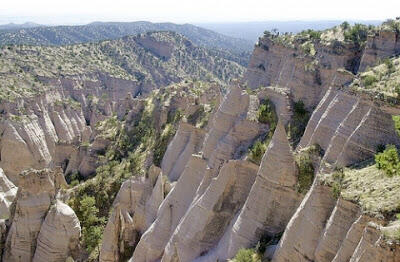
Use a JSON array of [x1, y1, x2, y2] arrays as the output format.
[[1, 21, 400, 262]]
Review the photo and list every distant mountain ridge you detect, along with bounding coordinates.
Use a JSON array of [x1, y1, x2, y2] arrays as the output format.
[[0, 21, 253, 66], [0, 22, 42, 30]]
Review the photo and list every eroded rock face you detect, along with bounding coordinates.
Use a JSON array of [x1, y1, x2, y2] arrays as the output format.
[[359, 30, 400, 72], [2, 168, 80, 262], [271, 185, 399, 262], [348, 223, 400, 262], [161, 123, 206, 181], [198, 121, 302, 261], [0, 168, 17, 219], [162, 160, 259, 262], [298, 90, 399, 169], [131, 155, 207, 262], [314, 199, 361, 262], [32, 200, 81, 262], [99, 166, 165, 262], [272, 182, 337, 262], [244, 37, 356, 108]]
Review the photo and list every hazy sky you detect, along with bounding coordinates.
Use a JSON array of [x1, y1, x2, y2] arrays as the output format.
[[0, 0, 399, 25]]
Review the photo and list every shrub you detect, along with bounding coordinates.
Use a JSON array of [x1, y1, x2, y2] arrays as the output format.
[[393, 116, 400, 137], [295, 149, 315, 194], [395, 85, 400, 99], [74, 195, 106, 253], [248, 99, 277, 164], [341, 21, 350, 31], [249, 140, 267, 165], [258, 99, 277, 128], [375, 145, 400, 177], [344, 23, 369, 48], [289, 100, 310, 146], [153, 124, 177, 167], [233, 248, 261, 262], [362, 75, 378, 87], [384, 58, 395, 74], [331, 168, 345, 199]]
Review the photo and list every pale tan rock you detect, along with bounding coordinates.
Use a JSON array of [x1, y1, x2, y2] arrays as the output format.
[[197, 121, 302, 261], [2, 168, 67, 262], [32, 200, 81, 262], [162, 160, 258, 262], [0, 168, 17, 219], [161, 122, 206, 181], [202, 85, 249, 160], [272, 182, 337, 262], [332, 214, 371, 262], [131, 155, 207, 262], [314, 199, 361, 262], [349, 223, 400, 262], [257, 87, 292, 124], [359, 30, 400, 72], [99, 167, 164, 262], [298, 91, 399, 169], [0, 122, 38, 183], [244, 37, 356, 108]]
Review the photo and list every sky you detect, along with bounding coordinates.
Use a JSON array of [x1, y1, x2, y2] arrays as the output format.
[[0, 0, 399, 25]]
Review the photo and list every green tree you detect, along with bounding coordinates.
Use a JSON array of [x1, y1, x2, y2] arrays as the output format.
[[375, 145, 400, 177]]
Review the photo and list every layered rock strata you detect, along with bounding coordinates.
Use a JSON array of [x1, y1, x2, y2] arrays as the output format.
[[298, 89, 399, 168]]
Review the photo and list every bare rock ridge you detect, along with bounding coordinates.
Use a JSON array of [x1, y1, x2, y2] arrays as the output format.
[[1, 22, 400, 262], [195, 121, 302, 261], [161, 123, 206, 182], [123, 85, 268, 262]]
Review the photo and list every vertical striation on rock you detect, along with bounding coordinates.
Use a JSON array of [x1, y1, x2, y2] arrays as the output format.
[[272, 181, 337, 262], [314, 199, 361, 262], [162, 160, 259, 262], [131, 155, 207, 262], [349, 223, 400, 262], [197, 121, 302, 261]]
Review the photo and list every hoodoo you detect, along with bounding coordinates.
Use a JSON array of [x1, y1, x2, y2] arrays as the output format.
[[0, 17, 400, 262]]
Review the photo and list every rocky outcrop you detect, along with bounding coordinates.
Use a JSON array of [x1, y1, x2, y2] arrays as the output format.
[[244, 36, 356, 108], [348, 223, 400, 261], [131, 155, 207, 262], [161, 123, 206, 181], [162, 160, 259, 262], [129, 85, 268, 262], [272, 181, 337, 262], [0, 168, 17, 219], [32, 200, 81, 262], [359, 30, 400, 72], [257, 87, 292, 124], [0, 98, 87, 184], [272, 185, 399, 262], [197, 121, 302, 261], [2, 168, 80, 262], [298, 90, 399, 169], [99, 166, 165, 262], [314, 199, 361, 262]]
